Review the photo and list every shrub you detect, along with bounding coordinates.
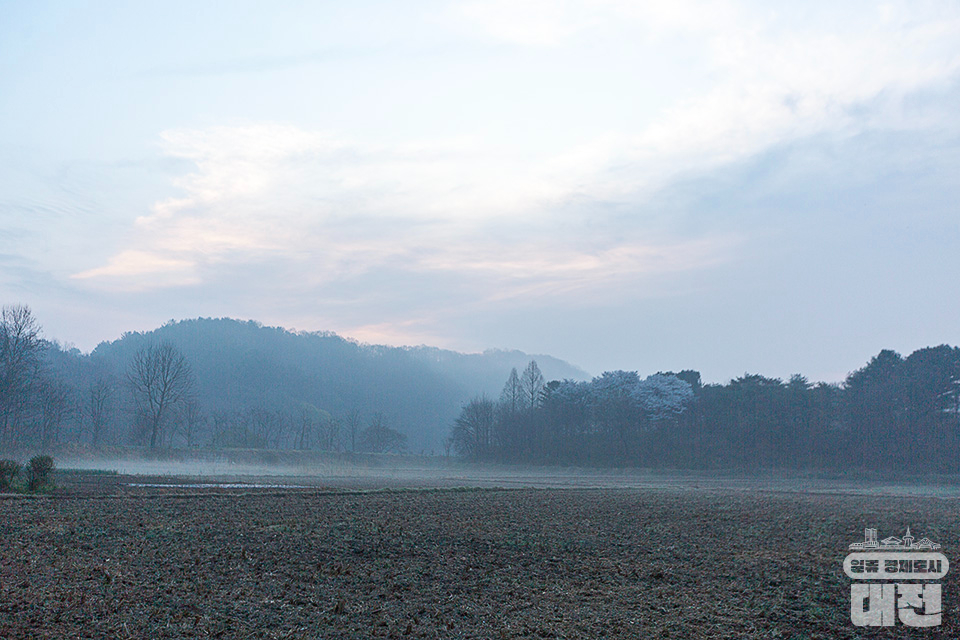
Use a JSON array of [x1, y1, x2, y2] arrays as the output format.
[[26, 455, 54, 491], [0, 460, 20, 491]]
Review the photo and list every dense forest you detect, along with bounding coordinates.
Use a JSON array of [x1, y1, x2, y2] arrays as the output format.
[[0, 305, 585, 454], [4, 303, 960, 475], [451, 350, 960, 474]]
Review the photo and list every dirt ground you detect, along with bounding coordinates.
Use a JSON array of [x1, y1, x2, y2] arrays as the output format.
[[1, 481, 958, 638]]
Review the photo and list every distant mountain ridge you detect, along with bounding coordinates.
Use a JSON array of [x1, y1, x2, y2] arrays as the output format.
[[87, 317, 589, 450], [404, 345, 590, 393]]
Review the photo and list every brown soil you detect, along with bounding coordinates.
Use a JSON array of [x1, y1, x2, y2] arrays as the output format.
[[1, 484, 957, 638]]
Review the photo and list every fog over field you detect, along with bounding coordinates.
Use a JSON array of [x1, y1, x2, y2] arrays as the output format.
[[52, 452, 960, 499]]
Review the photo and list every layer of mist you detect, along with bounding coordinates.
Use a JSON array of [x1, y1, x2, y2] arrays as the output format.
[[54, 454, 960, 499]]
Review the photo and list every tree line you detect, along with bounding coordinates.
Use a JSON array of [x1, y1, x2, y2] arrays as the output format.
[[0, 306, 407, 454], [9, 301, 959, 474], [451, 347, 960, 474]]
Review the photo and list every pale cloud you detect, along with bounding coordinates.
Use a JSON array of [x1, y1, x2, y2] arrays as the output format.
[[71, 250, 198, 289], [453, 0, 960, 196], [146, 124, 572, 227], [598, 2, 960, 200], [414, 236, 738, 300], [342, 320, 463, 349], [73, 121, 737, 300], [70, 0, 960, 322]]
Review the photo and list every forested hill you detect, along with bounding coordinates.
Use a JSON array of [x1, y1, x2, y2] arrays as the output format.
[[80, 317, 588, 451]]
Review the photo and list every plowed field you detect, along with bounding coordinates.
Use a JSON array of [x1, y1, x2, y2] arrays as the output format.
[[2, 482, 957, 638]]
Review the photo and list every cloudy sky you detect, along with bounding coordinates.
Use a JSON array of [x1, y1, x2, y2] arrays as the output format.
[[2, 0, 959, 382]]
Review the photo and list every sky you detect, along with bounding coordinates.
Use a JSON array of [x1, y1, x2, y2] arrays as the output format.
[[2, 0, 960, 383]]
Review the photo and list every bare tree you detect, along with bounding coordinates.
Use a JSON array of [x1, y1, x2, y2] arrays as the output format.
[[127, 342, 194, 449], [342, 409, 362, 452], [272, 409, 288, 449], [249, 406, 279, 450], [297, 403, 319, 450], [209, 410, 234, 448], [358, 412, 406, 454], [519, 360, 545, 410], [324, 415, 341, 452], [451, 396, 496, 460], [87, 377, 114, 447], [38, 378, 73, 452], [499, 367, 521, 414], [0, 305, 43, 445], [176, 398, 205, 448]]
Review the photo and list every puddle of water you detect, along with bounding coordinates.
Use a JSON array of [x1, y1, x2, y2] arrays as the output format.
[[126, 483, 311, 489]]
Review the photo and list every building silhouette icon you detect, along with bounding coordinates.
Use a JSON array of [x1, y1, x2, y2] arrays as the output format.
[[849, 527, 940, 551]]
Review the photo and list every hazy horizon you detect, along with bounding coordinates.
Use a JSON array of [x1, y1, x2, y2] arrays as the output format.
[[22, 311, 946, 385]]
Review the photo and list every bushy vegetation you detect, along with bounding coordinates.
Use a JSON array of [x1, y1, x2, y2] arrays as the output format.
[[0, 456, 55, 492], [26, 455, 54, 491], [0, 459, 20, 491]]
